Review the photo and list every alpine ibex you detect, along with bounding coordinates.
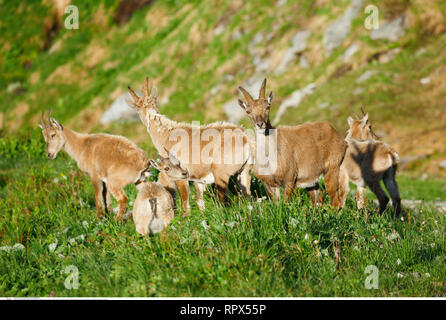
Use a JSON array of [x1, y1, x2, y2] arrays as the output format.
[[340, 113, 401, 216], [133, 153, 189, 236], [39, 111, 150, 220], [238, 79, 347, 208], [127, 77, 252, 214]]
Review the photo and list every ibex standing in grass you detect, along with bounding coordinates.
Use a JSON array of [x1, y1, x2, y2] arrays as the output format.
[[133, 153, 189, 236], [127, 78, 252, 214], [39, 111, 150, 220], [339, 113, 401, 216], [238, 79, 347, 208]]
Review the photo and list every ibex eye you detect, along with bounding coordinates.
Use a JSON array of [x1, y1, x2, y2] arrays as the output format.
[[51, 134, 56, 138], [164, 167, 170, 171]]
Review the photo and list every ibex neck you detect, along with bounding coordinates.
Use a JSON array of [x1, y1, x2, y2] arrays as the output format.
[[144, 111, 178, 155], [62, 127, 86, 162]]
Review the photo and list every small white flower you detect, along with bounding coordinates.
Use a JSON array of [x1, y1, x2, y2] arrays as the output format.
[[396, 258, 401, 265], [0, 243, 24, 252], [397, 272, 405, 278], [313, 239, 319, 245], [226, 221, 236, 228], [49, 242, 58, 252], [430, 243, 436, 248], [247, 205, 253, 211], [412, 272, 420, 278], [353, 245, 359, 251], [304, 233, 309, 240], [53, 178, 59, 184], [289, 218, 298, 228], [424, 273, 431, 278], [82, 221, 89, 228], [57, 254, 65, 259], [201, 220, 209, 231]]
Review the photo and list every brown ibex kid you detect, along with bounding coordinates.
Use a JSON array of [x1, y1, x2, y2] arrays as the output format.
[[39, 111, 150, 220], [238, 79, 348, 208], [133, 153, 189, 236], [339, 113, 401, 216]]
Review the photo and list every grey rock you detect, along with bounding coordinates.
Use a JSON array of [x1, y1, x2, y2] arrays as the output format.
[[276, 0, 287, 7], [223, 99, 246, 124], [439, 160, 446, 170], [272, 83, 315, 125], [323, 0, 364, 56], [356, 70, 378, 84], [370, 13, 408, 42], [352, 87, 365, 95], [415, 47, 426, 57], [214, 23, 226, 36], [100, 91, 141, 125], [275, 30, 311, 74], [231, 29, 243, 41], [399, 154, 427, 166], [377, 47, 401, 63], [343, 43, 359, 62], [300, 55, 310, 69], [420, 77, 431, 85]]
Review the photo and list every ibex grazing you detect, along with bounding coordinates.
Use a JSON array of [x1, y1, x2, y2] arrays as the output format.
[[238, 79, 347, 208], [127, 77, 252, 214], [339, 113, 401, 216], [133, 153, 189, 236], [39, 111, 150, 220]]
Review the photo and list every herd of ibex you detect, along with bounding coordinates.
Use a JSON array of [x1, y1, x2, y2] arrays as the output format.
[[39, 77, 401, 236]]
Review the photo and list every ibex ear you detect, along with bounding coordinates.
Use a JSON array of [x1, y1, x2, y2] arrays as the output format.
[[347, 116, 354, 126], [361, 113, 368, 128], [149, 159, 160, 170], [50, 118, 62, 130], [168, 151, 180, 166], [38, 124, 43, 129], [267, 91, 273, 106], [238, 99, 247, 110]]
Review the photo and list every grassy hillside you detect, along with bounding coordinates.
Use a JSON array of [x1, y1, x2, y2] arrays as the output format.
[[1, 0, 446, 297], [1, 137, 445, 296], [1, 0, 445, 176]]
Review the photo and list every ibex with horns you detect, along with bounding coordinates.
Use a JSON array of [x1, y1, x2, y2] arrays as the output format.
[[340, 112, 401, 216], [127, 77, 253, 214], [39, 110, 151, 220], [238, 78, 348, 208]]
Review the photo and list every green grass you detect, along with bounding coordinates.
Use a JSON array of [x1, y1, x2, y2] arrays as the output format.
[[1, 132, 445, 297]]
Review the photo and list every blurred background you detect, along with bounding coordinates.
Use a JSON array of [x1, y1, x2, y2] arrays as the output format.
[[1, 0, 445, 178]]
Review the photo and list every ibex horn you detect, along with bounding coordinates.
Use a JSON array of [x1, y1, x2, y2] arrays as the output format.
[[128, 86, 139, 101], [143, 77, 150, 97], [238, 86, 254, 103], [259, 78, 267, 99]]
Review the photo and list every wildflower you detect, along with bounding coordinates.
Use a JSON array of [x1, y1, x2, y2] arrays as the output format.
[[247, 205, 253, 211], [397, 273, 405, 278], [313, 239, 319, 245], [396, 258, 401, 265], [49, 241, 58, 252], [50, 291, 55, 297], [201, 220, 209, 231], [82, 221, 88, 228], [304, 233, 309, 240], [430, 243, 436, 248], [424, 273, 431, 278], [412, 272, 420, 278], [289, 218, 298, 228]]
